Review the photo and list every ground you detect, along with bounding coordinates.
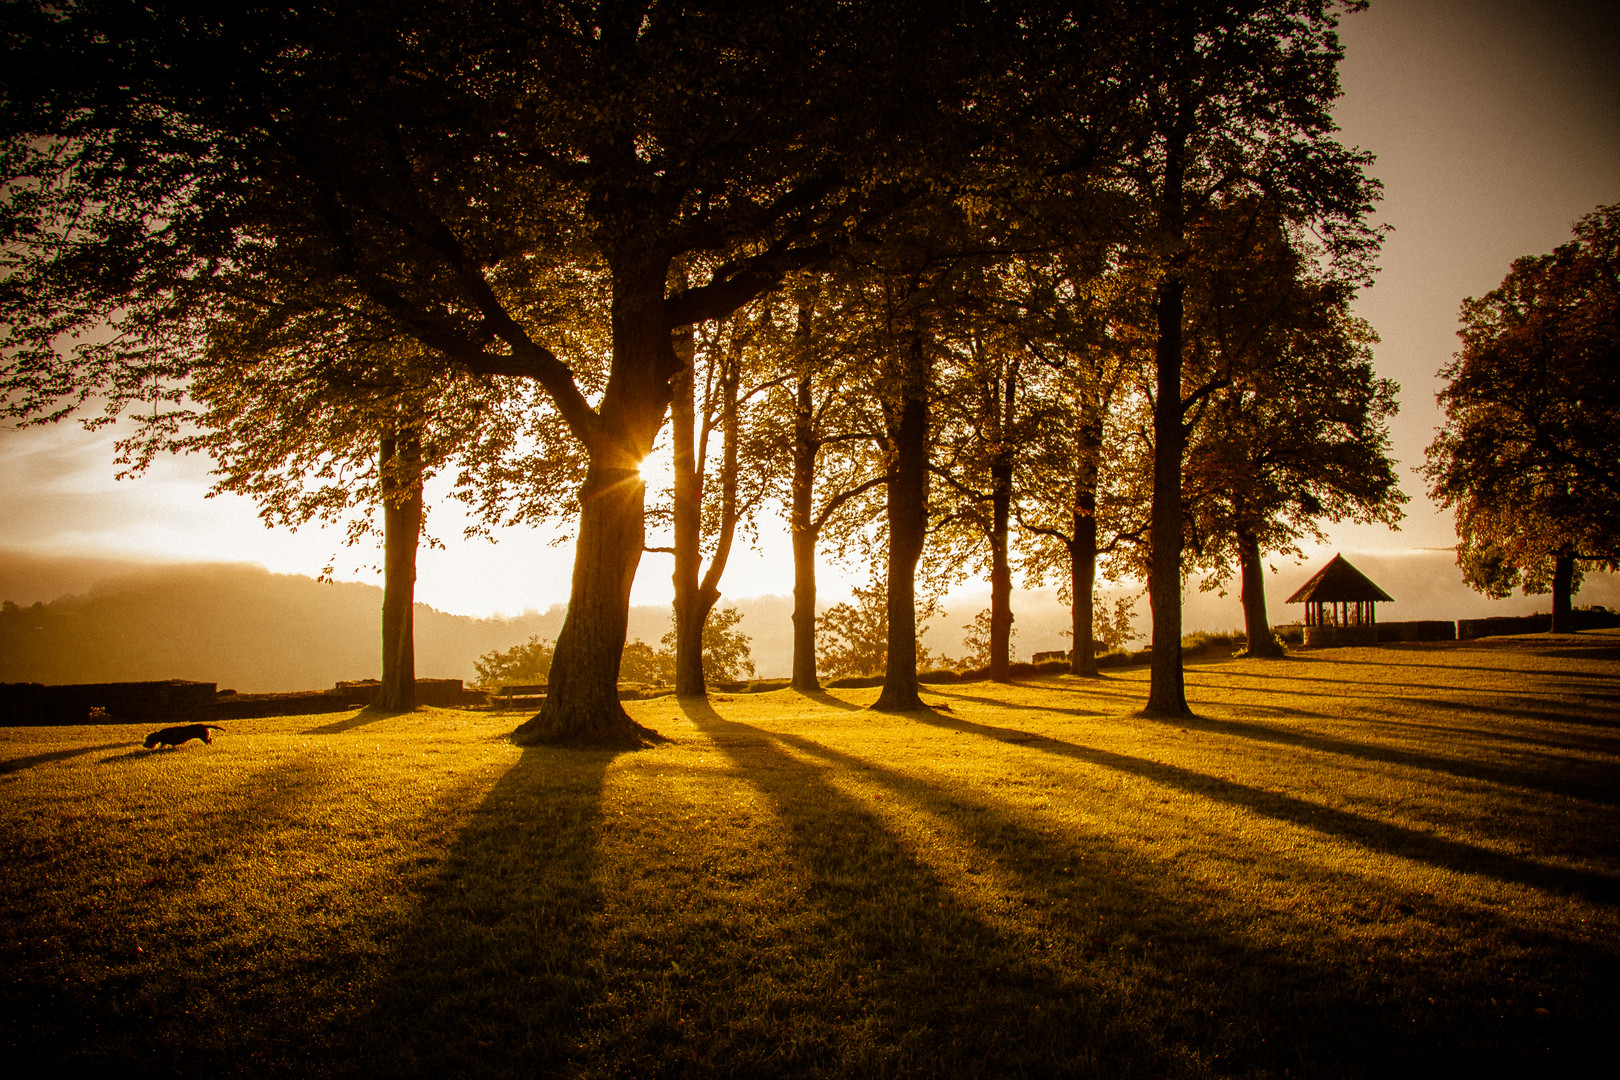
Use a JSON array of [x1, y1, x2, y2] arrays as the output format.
[[3, 633, 1617, 1077]]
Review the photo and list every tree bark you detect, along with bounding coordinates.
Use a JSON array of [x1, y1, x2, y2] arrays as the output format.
[[376, 424, 423, 712], [1551, 548, 1576, 633], [670, 325, 709, 697], [1237, 529, 1284, 657], [790, 353, 821, 691], [874, 339, 930, 712], [1146, 271, 1190, 715], [988, 363, 1015, 681], [516, 257, 674, 746], [1069, 411, 1102, 677]]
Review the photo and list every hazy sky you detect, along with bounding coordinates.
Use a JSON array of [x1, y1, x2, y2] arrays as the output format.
[[2, 0, 1616, 618]]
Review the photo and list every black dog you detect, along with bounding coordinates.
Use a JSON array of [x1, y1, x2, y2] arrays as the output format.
[[143, 724, 225, 750]]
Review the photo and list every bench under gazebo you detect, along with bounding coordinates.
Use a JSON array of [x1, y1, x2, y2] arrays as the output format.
[[1286, 553, 1393, 646]]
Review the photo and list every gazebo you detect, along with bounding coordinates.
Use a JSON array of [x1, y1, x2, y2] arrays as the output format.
[[1286, 554, 1393, 646]]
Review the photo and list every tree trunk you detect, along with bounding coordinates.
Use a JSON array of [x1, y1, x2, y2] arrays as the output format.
[[1237, 530, 1284, 657], [376, 425, 423, 712], [874, 339, 929, 712], [790, 353, 821, 691], [988, 364, 1015, 681], [1070, 411, 1102, 677], [1551, 548, 1576, 633], [670, 325, 708, 697], [1146, 271, 1190, 715], [516, 257, 674, 746]]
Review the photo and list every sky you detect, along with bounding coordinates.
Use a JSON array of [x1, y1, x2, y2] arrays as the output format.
[[1, 0, 1617, 622]]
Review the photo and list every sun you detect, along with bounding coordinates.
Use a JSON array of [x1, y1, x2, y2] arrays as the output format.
[[637, 444, 675, 493]]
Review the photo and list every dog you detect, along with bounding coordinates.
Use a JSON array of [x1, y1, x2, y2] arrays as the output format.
[[143, 724, 225, 750]]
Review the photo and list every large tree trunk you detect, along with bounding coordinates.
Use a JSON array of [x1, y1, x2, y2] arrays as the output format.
[[1551, 548, 1576, 633], [516, 258, 674, 746], [376, 425, 423, 712], [1237, 529, 1284, 657], [988, 363, 1016, 681], [874, 339, 930, 712], [790, 354, 821, 692], [1069, 411, 1102, 677], [1146, 271, 1190, 715]]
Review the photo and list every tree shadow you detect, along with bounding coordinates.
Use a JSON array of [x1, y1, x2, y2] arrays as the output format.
[[897, 708, 1620, 906], [792, 686, 864, 712], [674, 701, 1609, 1077], [325, 743, 620, 1077], [1, 742, 136, 774], [303, 706, 390, 735]]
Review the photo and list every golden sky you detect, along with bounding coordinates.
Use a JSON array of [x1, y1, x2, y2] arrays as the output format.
[[2, 0, 1616, 618]]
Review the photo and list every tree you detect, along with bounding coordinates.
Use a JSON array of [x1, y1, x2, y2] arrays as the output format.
[[0, 1, 986, 746], [475, 636, 556, 689], [1180, 203, 1404, 656], [1122, 0, 1381, 715], [1424, 204, 1620, 630]]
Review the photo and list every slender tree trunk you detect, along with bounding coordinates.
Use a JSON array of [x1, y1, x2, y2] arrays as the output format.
[[790, 355, 821, 691], [988, 364, 1016, 681], [874, 339, 929, 712], [670, 325, 708, 697], [1070, 411, 1102, 677], [517, 257, 674, 746], [376, 425, 423, 712], [1146, 271, 1190, 715], [1237, 529, 1284, 657], [1551, 548, 1576, 633], [1147, 123, 1191, 716]]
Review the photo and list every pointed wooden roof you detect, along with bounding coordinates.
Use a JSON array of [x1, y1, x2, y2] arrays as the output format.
[[1285, 554, 1393, 604]]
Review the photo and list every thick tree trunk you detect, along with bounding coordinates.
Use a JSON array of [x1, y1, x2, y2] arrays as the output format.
[[1237, 530, 1284, 657], [516, 258, 674, 746], [1146, 274, 1190, 715], [988, 365, 1015, 681], [790, 359, 821, 691], [874, 341, 929, 712], [1551, 548, 1576, 633], [1070, 412, 1102, 677], [376, 426, 423, 712]]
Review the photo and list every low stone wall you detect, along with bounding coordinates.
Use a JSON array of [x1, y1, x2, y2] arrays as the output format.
[[333, 678, 480, 706], [1377, 620, 1458, 642], [1457, 615, 1550, 640], [1, 680, 217, 724]]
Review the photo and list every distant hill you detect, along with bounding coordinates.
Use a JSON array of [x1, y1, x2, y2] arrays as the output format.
[[0, 556, 794, 691]]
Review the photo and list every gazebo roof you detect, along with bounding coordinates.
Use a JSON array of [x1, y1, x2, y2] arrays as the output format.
[[1285, 554, 1393, 604]]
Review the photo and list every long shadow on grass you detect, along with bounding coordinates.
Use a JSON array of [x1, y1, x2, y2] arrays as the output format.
[[684, 704, 1615, 1077], [986, 680, 1620, 805], [794, 686, 865, 711], [326, 743, 620, 1078], [902, 703, 1620, 906], [302, 707, 388, 735], [676, 696, 1166, 1075], [749, 726, 1608, 1076], [0, 741, 134, 774]]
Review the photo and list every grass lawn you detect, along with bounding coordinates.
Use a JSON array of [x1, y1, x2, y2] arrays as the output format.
[[3, 633, 1618, 1078]]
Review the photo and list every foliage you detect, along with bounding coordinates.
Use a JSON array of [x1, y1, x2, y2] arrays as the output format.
[[817, 585, 935, 678], [473, 636, 555, 688], [1424, 204, 1620, 598], [959, 608, 1019, 670], [660, 605, 755, 685], [1093, 593, 1141, 651], [618, 639, 672, 686]]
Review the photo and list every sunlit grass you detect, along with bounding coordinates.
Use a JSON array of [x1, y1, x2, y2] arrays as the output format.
[[3, 633, 1618, 1077]]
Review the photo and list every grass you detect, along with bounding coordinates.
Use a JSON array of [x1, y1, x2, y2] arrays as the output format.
[[3, 633, 1619, 1078]]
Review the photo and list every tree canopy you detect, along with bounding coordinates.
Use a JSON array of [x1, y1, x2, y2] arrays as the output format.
[[1424, 204, 1620, 630]]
